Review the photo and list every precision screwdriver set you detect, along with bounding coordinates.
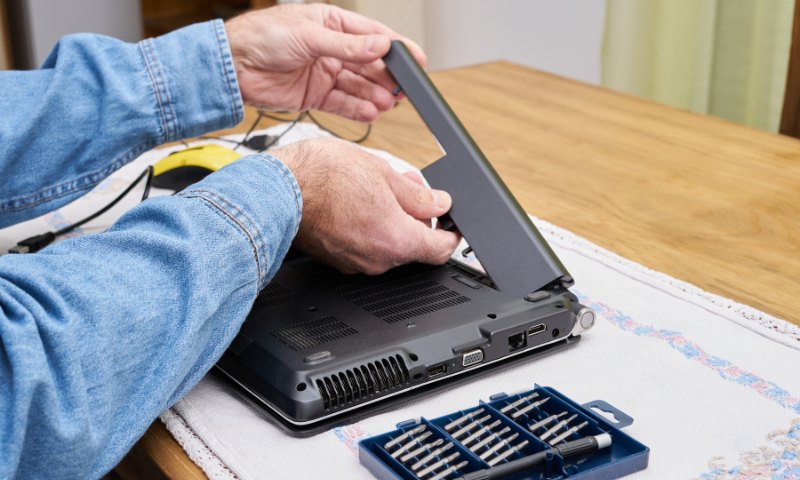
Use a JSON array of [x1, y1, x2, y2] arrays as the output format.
[[359, 385, 649, 480]]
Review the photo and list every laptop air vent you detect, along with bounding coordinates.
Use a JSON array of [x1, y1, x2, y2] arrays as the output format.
[[253, 283, 292, 309], [315, 354, 410, 410], [332, 275, 470, 323], [271, 316, 357, 351]]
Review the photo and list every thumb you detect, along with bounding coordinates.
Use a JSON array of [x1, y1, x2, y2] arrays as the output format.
[[402, 170, 426, 186], [303, 27, 390, 63], [402, 216, 461, 266], [388, 171, 452, 220]]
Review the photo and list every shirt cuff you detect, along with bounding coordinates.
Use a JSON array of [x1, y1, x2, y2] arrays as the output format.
[[177, 155, 303, 289], [139, 19, 244, 142]]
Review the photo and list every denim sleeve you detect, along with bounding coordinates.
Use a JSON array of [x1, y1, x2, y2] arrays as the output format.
[[0, 155, 302, 478], [0, 18, 301, 478], [0, 19, 243, 228]]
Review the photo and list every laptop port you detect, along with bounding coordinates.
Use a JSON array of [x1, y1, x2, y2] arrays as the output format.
[[427, 363, 447, 378], [528, 323, 547, 336], [462, 348, 484, 367], [508, 332, 527, 351]]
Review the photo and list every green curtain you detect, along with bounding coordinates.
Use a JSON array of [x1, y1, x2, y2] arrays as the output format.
[[602, 0, 795, 132]]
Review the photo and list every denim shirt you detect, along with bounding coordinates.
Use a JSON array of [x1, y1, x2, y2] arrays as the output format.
[[0, 20, 302, 478]]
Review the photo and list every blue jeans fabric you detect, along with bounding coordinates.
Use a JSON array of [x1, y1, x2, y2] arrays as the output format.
[[0, 20, 302, 478]]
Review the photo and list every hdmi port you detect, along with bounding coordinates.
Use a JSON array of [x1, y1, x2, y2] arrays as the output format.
[[427, 364, 447, 378], [528, 323, 547, 336]]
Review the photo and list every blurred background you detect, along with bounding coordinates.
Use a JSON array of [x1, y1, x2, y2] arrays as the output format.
[[0, 0, 795, 133]]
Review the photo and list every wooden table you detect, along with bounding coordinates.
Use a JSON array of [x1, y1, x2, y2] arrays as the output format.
[[111, 61, 800, 479]]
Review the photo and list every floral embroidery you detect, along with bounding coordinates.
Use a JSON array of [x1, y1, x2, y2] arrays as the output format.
[[332, 424, 369, 456], [695, 418, 800, 479], [579, 292, 800, 415]]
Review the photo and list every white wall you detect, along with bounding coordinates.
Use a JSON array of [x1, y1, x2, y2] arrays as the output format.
[[334, 0, 607, 85], [423, 0, 607, 85], [21, 0, 141, 68], [331, 0, 426, 51]]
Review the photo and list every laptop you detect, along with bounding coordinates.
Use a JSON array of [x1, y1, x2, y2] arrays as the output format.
[[215, 41, 594, 436]]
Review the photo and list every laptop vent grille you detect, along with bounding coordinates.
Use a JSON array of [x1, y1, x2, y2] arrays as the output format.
[[315, 354, 409, 410], [253, 283, 292, 309], [271, 316, 357, 351], [332, 276, 470, 323]]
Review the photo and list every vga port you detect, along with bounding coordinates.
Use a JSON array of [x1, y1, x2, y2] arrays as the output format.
[[462, 348, 484, 367]]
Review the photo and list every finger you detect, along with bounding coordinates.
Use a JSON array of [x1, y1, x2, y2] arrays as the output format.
[[335, 69, 396, 112], [302, 26, 391, 64], [388, 171, 451, 220], [343, 60, 399, 95], [402, 171, 425, 186], [326, 8, 428, 66], [325, 6, 400, 37], [342, 37, 428, 93], [415, 216, 433, 229], [393, 38, 428, 67], [402, 217, 461, 265], [401, 170, 435, 227], [317, 89, 381, 123]]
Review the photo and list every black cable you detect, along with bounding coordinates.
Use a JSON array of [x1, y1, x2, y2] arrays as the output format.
[[252, 109, 372, 144], [10, 105, 371, 253], [256, 112, 307, 152], [197, 135, 241, 145], [258, 111, 301, 122], [9, 166, 154, 254], [234, 110, 264, 151], [306, 111, 372, 143], [198, 108, 372, 149], [54, 166, 153, 236], [141, 165, 154, 202]]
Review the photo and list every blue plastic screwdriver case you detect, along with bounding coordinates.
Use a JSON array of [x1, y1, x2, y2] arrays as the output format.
[[358, 385, 649, 480]]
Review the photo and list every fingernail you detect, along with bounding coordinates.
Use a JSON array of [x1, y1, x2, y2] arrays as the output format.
[[434, 190, 451, 208], [368, 35, 382, 53]]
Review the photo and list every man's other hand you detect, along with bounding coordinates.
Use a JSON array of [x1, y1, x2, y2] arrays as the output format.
[[225, 4, 426, 123], [274, 138, 460, 275]]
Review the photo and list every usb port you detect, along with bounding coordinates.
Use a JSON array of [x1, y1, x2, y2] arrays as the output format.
[[528, 323, 547, 336], [462, 348, 484, 367], [427, 364, 447, 377]]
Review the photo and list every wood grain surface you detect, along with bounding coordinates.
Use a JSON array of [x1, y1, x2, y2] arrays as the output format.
[[115, 61, 800, 479]]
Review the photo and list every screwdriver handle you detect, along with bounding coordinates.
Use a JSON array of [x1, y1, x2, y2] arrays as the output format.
[[556, 432, 611, 457], [456, 433, 612, 480]]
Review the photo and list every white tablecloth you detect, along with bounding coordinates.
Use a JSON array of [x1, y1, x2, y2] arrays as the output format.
[[4, 123, 798, 480], [161, 125, 800, 480]]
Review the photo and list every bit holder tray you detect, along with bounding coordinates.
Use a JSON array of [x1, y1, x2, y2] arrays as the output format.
[[359, 385, 649, 480]]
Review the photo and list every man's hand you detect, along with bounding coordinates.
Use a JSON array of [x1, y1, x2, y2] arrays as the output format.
[[225, 4, 425, 123], [273, 138, 460, 275]]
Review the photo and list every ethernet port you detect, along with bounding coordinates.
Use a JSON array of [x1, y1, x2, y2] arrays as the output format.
[[508, 332, 527, 351]]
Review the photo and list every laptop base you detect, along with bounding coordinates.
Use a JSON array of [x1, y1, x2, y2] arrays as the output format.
[[216, 334, 580, 438]]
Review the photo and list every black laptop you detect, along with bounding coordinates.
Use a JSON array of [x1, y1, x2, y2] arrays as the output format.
[[216, 41, 595, 436]]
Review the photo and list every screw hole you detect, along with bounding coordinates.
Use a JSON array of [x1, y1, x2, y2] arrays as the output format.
[[296, 382, 307, 391], [552, 328, 560, 338], [409, 353, 419, 362], [554, 304, 563, 309], [308, 306, 318, 312], [412, 373, 423, 380], [487, 313, 497, 319]]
